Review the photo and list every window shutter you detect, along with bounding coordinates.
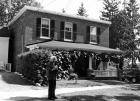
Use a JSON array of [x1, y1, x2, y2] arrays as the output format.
[[86, 26, 90, 43], [97, 27, 100, 44], [50, 20, 55, 39], [36, 18, 41, 37], [73, 23, 77, 42], [60, 21, 65, 41]]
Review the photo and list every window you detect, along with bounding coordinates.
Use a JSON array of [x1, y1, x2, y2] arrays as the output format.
[[90, 26, 97, 43], [64, 22, 73, 41], [40, 18, 50, 39]]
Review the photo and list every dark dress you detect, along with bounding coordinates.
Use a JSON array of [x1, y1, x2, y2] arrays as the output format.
[[48, 62, 58, 99]]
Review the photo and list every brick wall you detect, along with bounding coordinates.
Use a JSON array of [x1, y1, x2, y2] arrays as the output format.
[[9, 10, 110, 72]]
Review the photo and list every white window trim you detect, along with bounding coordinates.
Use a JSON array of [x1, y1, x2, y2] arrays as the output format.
[[90, 26, 97, 44], [64, 22, 73, 41], [40, 18, 51, 39]]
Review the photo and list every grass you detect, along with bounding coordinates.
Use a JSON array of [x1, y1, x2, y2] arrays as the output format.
[[59, 85, 140, 101], [56, 79, 126, 88], [1, 71, 140, 101]]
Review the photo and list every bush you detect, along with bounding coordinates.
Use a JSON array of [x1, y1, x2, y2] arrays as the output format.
[[18, 49, 80, 86], [18, 49, 51, 86]]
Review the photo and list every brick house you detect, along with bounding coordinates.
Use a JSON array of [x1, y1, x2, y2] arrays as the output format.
[[0, 27, 9, 65], [7, 6, 121, 77]]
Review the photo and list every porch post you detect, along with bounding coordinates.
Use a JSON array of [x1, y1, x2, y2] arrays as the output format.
[[89, 55, 93, 70]]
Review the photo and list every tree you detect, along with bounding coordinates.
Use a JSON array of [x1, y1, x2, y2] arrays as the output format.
[[0, 0, 42, 26], [120, 0, 140, 65], [101, 0, 120, 21], [0, 1, 7, 26], [101, 0, 120, 48], [77, 2, 88, 17]]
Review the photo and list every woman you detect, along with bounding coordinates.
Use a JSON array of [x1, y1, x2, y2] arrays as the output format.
[[48, 55, 58, 100]]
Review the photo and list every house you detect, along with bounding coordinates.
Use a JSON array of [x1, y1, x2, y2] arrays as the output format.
[[0, 27, 9, 64], [7, 6, 121, 77]]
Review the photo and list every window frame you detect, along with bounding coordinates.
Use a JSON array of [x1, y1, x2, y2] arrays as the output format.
[[64, 22, 73, 41], [90, 26, 97, 44], [40, 18, 51, 39]]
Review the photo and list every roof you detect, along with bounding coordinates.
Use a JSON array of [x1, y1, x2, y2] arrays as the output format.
[[8, 6, 111, 26], [0, 27, 10, 37], [28, 41, 122, 54]]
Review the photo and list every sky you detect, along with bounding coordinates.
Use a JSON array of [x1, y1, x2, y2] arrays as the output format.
[[37, 0, 104, 19], [37, 0, 140, 20]]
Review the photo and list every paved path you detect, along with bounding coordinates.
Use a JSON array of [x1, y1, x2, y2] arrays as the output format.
[[0, 85, 123, 101]]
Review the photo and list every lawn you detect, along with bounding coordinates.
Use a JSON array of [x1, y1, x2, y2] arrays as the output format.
[[0, 70, 127, 91], [58, 84, 140, 101], [1, 71, 140, 101]]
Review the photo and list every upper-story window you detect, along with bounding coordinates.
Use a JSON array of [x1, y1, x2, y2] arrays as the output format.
[[40, 18, 50, 39], [90, 26, 97, 43], [64, 22, 73, 41]]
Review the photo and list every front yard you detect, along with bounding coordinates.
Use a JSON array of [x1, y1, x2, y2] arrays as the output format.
[[0, 70, 127, 91], [0, 70, 140, 101], [59, 84, 140, 101]]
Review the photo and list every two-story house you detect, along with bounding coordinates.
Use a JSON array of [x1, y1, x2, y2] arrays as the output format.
[[7, 6, 121, 77]]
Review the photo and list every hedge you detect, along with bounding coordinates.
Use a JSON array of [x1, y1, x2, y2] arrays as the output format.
[[17, 49, 87, 86], [17, 49, 51, 86]]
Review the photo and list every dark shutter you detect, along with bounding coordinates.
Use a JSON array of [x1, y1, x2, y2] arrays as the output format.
[[50, 20, 55, 39], [97, 27, 100, 44], [60, 21, 65, 41], [86, 26, 90, 43], [36, 18, 41, 37], [73, 23, 77, 42]]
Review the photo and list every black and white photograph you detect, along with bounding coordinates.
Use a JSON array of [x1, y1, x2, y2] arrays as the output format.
[[0, 0, 140, 101]]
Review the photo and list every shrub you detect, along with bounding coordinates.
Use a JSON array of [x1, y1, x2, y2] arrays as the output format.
[[18, 49, 81, 86], [18, 49, 51, 86]]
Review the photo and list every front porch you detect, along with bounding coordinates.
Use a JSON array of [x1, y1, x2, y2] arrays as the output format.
[[27, 41, 122, 78], [93, 70, 118, 77], [88, 54, 120, 78]]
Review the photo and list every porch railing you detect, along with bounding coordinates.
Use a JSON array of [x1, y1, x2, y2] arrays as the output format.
[[93, 70, 118, 77]]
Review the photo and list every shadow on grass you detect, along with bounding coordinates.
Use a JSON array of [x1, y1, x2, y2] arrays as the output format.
[[122, 84, 140, 91], [8, 93, 140, 101], [8, 96, 66, 101], [61, 94, 140, 101], [93, 80, 127, 85], [1, 72, 32, 85]]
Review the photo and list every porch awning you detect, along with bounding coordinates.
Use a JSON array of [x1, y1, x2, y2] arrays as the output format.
[[29, 41, 122, 54]]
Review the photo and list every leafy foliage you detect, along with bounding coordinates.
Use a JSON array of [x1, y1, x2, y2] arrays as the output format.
[[0, 0, 42, 26], [18, 49, 51, 86], [101, 0, 140, 64], [101, 0, 120, 20], [101, 0, 121, 48], [0, 1, 7, 26], [18, 49, 80, 86]]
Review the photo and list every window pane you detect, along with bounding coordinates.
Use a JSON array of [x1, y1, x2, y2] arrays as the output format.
[[42, 19, 49, 25], [65, 22, 72, 28], [41, 18, 50, 38], [65, 32, 71, 40], [42, 24, 49, 28], [90, 35, 97, 42], [65, 22, 72, 40], [90, 26, 96, 35], [90, 26, 97, 42], [42, 28, 49, 37]]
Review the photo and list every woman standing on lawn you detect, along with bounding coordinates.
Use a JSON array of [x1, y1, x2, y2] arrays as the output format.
[[48, 54, 58, 100]]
